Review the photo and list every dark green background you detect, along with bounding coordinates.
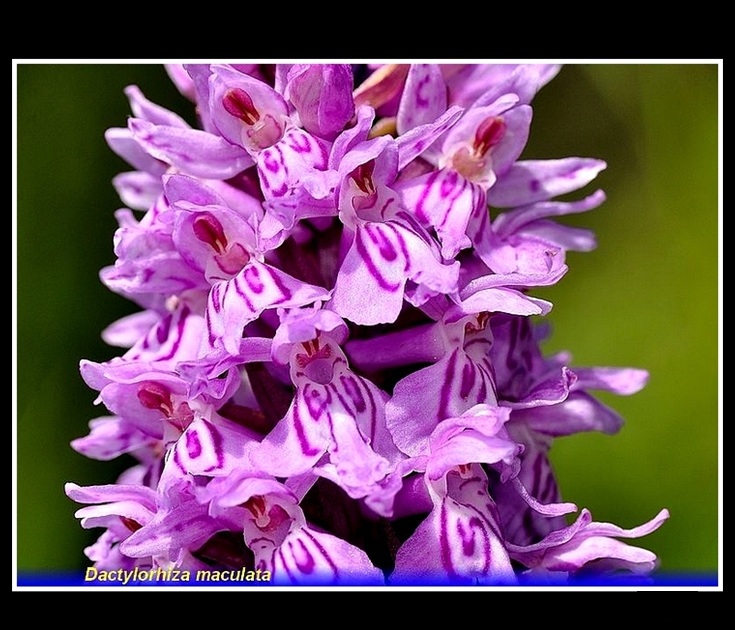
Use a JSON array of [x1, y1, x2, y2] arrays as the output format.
[[15, 63, 720, 580]]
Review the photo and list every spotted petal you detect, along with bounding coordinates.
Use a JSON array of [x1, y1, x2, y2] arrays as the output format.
[[331, 218, 459, 326], [170, 416, 259, 477], [392, 468, 516, 585], [386, 347, 498, 457], [250, 375, 397, 503], [398, 167, 485, 258], [257, 128, 330, 200], [397, 64, 448, 135], [205, 260, 329, 355], [265, 526, 385, 585]]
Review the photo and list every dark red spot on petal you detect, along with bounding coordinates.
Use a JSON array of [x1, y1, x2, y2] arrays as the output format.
[[193, 213, 229, 254], [473, 117, 506, 157], [223, 88, 260, 125], [137, 382, 174, 417], [120, 516, 143, 532], [349, 160, 377, 195]]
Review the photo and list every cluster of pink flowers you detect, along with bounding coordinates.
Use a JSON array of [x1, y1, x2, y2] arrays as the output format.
[[66, 63, 667, 585]]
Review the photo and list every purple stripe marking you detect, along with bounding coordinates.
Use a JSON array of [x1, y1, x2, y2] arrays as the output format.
[[477, 371, 488, 403], [232, 272, 256, 312], [338, 375, 367, 414], [210, 283, 223, 314], [459, 361, 476, 400], [366, 223, 398, 262], [293, 393, 321, 457], [156, 308, 189, 362], [378, 196, 397, 221], [360, 378, 380, 444], [439, 501, 457, 577], [204, 419, 224, 472], [243, 264, 265, 294], [465, 487, 505, 544], [390, 223, 412, 274], [305, 384, 329, 421], [329, 380, 372, 447], [287, 130, 326, 166], [440, 169, 460, 198], [414, 170, 440, 223], [438, 351, 459, 423], [394, 209, 428, 236], [457, 516, 477, 556], [301, 529, 339, 576], [438, 176, 471, 230], [259, 144, 289, 196], [157, 313, 173, 344], [476, 360, 497, 402], [265, 264, 293, 305], [354, 225, 402, 292], [460, 514, 492, 573], [276, 546, 296, 582], [186, 428, 202, 459], [416, 171, 441, 223], [263, 145, 284, 174], [172, 446, 184, 472], [205, 309, 217, 347], [469, 189, 490, 236], [321, 385, 339, 445], [286, 131, 314, 154], [291, 538, 316, 574]]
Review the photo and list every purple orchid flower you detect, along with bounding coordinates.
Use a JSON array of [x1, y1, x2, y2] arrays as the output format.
[[330, 134, 460, 325], [201, 473, 385, 584], [508, 507, 670, 582], [65, 482, 159, 570], [249, 308, 403, 514], [391, 405, 522, 585]]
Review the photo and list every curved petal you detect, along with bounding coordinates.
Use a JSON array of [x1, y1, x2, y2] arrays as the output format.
[[205, 261, 329, 355], [489, 159, 607, 208], [397, 64, 447, 135], [129, 118, 253, 179], [269, 527, 384, 585]]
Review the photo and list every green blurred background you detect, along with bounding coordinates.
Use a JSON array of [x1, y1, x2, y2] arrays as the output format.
[[15, 63, 720, 582]]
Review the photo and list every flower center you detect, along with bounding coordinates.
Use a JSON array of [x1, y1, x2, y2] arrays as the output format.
[[192, 213, 251, 276], [464, 311, 491, 335], [137, 382, 194, 432], [450, 116, 506, 185], [472, 117, 506, 158], [222, 88, 260, 126], [120, 516, 143, 532], [462, 312, 493, 363], [193, 213, 229, 255], [351, 161, 376, 196], [295, 338, 335, 385], [137, 382, 175, 416], [243, 495, 290, 533], [348, 160, 379, 212], [243, 495, 268, 521], [222, 88, 284, 150]]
